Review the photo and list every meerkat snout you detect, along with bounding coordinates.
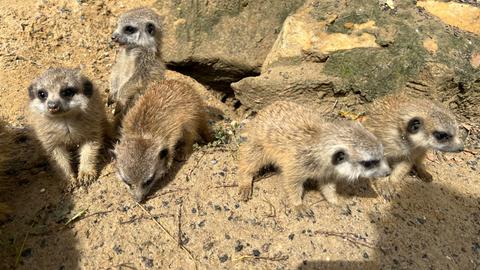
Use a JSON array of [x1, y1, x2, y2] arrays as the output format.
[[115, 137, 171, 202]]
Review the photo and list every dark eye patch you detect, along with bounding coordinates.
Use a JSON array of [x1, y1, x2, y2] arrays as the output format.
[[433, 131, 451, 142], [82, 79, 93, 97], [123, 25, 137, 35], [159, 148, 169, 159], [142, 174, 155, 188], [60, 87, 77, 98], [360, 160, 379, 169], [146, 23, 155, 35], [332, 150, 347, 165], [407, 118, 422, 134], [37, 89, 48, 101]]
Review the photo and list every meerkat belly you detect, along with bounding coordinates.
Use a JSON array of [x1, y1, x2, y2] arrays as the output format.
[[112, 53, 137, 93]]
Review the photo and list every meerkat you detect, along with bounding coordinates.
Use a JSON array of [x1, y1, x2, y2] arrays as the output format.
[[363, 92, 464, 197], [28, 67, 109, 189], [114, 80, 211, 202], [237, 101, 391, 217], [109, 7, 165, 115]]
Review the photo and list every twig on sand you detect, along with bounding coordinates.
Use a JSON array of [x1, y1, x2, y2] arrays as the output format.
[[186, 152, 206, 181], [136, 202, 198, 270], [65, 208, 88, 225], [314, 230, 377, 250], [177, 203, 183, 246], [232, 254, 289, 262], [14, 224, 33, 267], [212, 183, 238, 189]]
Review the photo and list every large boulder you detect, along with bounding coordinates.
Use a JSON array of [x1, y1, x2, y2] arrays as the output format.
[[231, 0, 480, 117], [155, 0, 305, 89]]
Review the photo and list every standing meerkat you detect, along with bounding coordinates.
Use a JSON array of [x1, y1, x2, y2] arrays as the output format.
[[363, 92, 464, 197], [238, 101, 391, 217], [109, 7, 165, 115], [114, 80, 211, 202], [28, 68, 109, 189]]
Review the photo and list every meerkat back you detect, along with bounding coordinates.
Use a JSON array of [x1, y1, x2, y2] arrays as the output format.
[[115, 80, 211, 202]]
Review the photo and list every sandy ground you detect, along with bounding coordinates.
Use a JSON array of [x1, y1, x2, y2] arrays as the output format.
[[0, 1, 479, 269]]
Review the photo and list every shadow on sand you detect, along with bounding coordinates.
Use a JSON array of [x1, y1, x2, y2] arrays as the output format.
[[298, 179, 480, 269], [0, 124, 81, 269]]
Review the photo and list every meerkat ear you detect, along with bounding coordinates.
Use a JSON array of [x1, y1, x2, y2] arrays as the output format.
[[82, 78, 94, 97], [28, 84, 35, 100], [407, 117, 422, 134], [332, 150, 347, 165]]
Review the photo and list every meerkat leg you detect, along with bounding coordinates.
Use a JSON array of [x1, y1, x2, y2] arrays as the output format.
[[50, 146, 76, 184], [412, 151, 433, 182], [375, 160, 412, 199], [198, 117, 213, 143], [77, 141, 101, 186], [238, 143, 267, 201], [282, 175, 313, 217], [321, 182, 339, 205], [176, 131, 194, 161]]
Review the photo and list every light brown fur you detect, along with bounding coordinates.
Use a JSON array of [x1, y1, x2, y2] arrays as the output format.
[[363, 92, 464, 197], [109, 8, 165, 117], [28, 68, 110, 190], [115, 80, 211, 202], [238, 101, 390, 217]]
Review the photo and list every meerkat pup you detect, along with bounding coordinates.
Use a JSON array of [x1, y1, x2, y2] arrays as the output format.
[[109, 7, 165, 114], [28, 68, 109, 189], [238, 101, 391, 217], [114, 80, 211, 202], [363, 92, 464, 197]]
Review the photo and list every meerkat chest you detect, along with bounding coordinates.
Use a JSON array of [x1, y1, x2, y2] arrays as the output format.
[[40, 117, 91, 146], [111, 51, 137, 92]]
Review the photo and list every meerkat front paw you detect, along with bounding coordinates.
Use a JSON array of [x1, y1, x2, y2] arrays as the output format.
[[415, 167, 433, 182], [238, 184, 253, 201], [77, 169, 98, 186], [294, 204, 315, 218], [374, 179, 396, 201]]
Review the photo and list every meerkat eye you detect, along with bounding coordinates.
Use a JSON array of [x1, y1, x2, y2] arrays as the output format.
[[123, 25, 137, 35], [159, 148, 169, 159], [146, 23, 155, 35], [332, 151, 347, 165], [433, 131, 451, 142], [407, 118, 422, 134], [360, 160, 379, 169], [60, 87, 77, 98], [37, 89, 48, 100]]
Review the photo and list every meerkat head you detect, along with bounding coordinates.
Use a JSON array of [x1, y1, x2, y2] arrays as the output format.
[[114, 136, 172, 202], [323, 121, 391, 181], [111, 7, 162, 51], [402, 102, 464, 153], [28, 68, 94, 117]]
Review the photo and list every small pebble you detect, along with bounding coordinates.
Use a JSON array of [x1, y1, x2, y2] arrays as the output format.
[[191, 208, 197, 214], [40, 188, 46, 193], [252, 249, 261, 257], [234, 241, 244, 252], [218, 254, 228, 263], [21, 248, 32, 258], [363, 252, 369, 259], [113, 245, 122, 255], [141, 257, 154, 268], [211, 159, 218, 165], [288, 233, 295, 240], [198, 220, 206, 227]]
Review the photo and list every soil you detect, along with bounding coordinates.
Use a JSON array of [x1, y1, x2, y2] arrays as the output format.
[[0, 1, 479, 269]]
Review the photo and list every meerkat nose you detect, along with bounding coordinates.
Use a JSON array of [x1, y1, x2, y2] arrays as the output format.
[[47, 101, 60, 112], [111, 33, 119, 42]]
